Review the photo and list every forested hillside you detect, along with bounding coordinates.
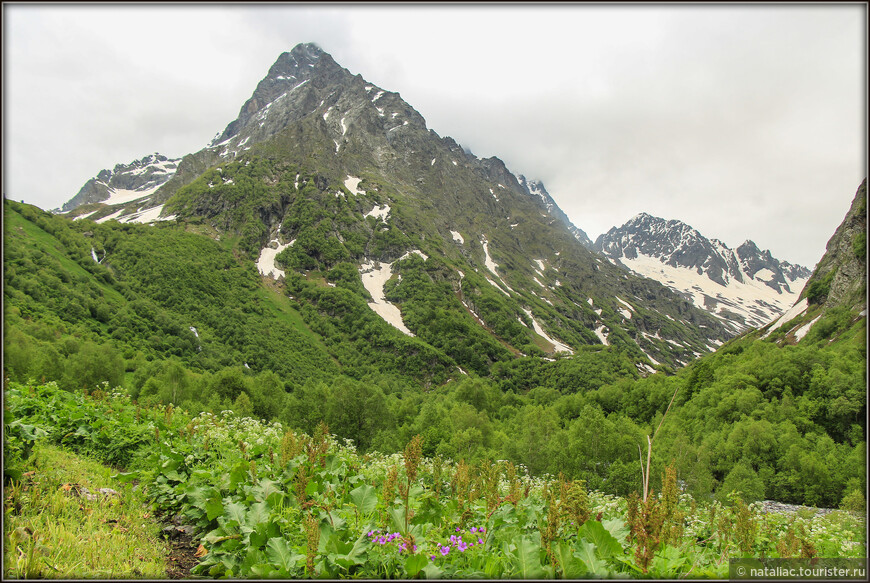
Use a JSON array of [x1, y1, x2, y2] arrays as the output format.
[[5, 380, 865, 579]]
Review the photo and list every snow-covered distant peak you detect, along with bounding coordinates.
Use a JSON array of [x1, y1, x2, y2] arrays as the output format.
[[595, 213, 812, 333], [61, 153, 181, 213]]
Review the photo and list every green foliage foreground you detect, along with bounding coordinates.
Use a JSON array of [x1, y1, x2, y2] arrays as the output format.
[[4, 381, 865, 579]]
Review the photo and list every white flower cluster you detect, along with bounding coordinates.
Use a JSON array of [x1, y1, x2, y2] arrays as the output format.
[[588, 490, 621, 517], [187, 412, 285, 457]]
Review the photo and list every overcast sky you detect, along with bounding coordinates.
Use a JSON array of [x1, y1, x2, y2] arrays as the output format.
[[4, 3, 866, 268]]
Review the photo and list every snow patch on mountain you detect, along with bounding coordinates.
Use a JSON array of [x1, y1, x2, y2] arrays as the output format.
[[121, 205, 175, 224], [761, 298, 809, 338], [486, 277, 510, 296], [365, 205, 390, 220], [359, 256, 419, 337], [344, 176, 365, 195], [257, 238, 295, 279], [794, 315, 821, 341], [615, 297, 634, 319], [450, 230, 464, 244], [522, 308, 573, 354], [481, 237, 499, 275]]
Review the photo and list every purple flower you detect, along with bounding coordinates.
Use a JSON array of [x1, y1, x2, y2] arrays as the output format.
[[478, 538, 484, 545], [455, 527, 461, 532], [430, 555, 436, 561], [457, 541, 468, 552], [440, 546, 450, 556]]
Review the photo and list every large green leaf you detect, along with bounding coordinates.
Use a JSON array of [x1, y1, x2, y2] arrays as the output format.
[[252, 478, 282, 503], [404, 554, 429, 578], [578, 519, 623, 559], [512, 535, 545, 579], [265, 537, 304, 572], [224, 500, 247, 526], [650, 545, 688, 577], [350, 483, 378, 515], [246, 500, 272, 528], [575, 540, 609, 577], [228, 461, 249, 490], [389, 506, 407, 534], [601, 517, 630, 547], [553, 541, 584, 579], [422, 562, 443, 579], [205, 497, 224, 521], [327, 532, 369, 568]]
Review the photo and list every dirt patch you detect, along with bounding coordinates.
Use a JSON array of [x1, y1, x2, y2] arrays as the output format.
[[165, 529, 200, 579]]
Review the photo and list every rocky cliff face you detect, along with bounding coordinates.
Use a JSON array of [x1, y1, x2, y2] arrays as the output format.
[[757, 179, 866, 343], [800, 179, 867, 312], [515, 175, 593, 248], [594, 213, 812, 333]]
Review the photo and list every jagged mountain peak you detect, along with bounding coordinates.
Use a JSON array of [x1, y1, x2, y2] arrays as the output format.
[[210, 43, 349, 147]]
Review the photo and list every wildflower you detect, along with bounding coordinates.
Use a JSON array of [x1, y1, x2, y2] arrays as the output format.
[[457, 541, 468, 552], [440, 546, 450, 556], [478, 538, 484, 545]]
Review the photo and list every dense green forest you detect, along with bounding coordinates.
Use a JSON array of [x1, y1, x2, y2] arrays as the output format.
[[3, 198, 866, 510]]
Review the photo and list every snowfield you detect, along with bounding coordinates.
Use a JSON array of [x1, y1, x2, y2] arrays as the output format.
[[594, 325, 610, 346], [481, 237, 499, 275], [620, 253, 807, 330]]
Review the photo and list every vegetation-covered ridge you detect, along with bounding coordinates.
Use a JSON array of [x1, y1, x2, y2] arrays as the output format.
[[4, 380, 865, 579]]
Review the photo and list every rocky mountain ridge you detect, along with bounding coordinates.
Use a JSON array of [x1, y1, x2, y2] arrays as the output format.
[[61, 153, 181, 216]]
